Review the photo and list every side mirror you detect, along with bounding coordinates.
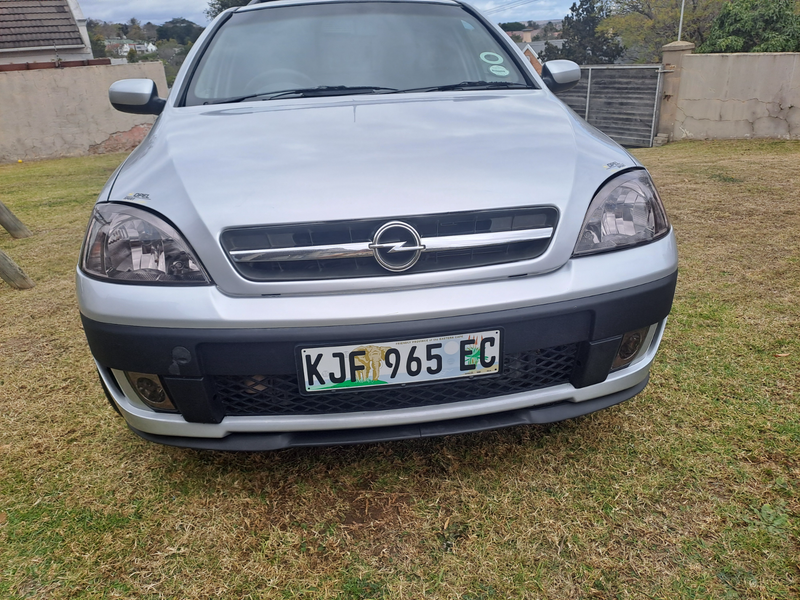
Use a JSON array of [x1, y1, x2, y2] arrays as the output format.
[[109, 79, 166, 115], [542, 60, 581, 93]]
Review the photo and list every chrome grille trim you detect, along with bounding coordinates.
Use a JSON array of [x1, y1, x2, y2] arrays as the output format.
[[220, 207, 559, 282], [230, 227, 555, 263], [230, 241, 372, 263]]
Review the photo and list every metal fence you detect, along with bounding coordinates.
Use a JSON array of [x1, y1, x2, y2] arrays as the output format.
[[556, 65, 664, 148]]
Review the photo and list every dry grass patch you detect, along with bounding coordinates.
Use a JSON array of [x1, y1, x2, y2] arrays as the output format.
[[1, 141, 799, 599]]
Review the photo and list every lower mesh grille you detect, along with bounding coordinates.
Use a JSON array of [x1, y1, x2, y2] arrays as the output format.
[[214, 344, 578, 416]]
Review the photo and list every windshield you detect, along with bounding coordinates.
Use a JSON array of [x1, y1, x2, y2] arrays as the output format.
[[184, 2, 533, 105]]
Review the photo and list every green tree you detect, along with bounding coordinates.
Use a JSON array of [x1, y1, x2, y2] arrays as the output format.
[[542, 21, 560, 39], [156, 18, 204, 45], [602, 0, 726, 63], [86, 18, 118, 40], [540, 0, 624, 64], [205, 0, 251, 20], [499, 22, 526, 31], [90, 34, 106, 58], [86, 18, 101, 35], [533, 21, 560, 41], [126, 48, 138, 63], [155, 40, 189, 86], [699, 0, 800, 52], [127, 18, 145, 41], [97, 20, 122, 40], [143, 22, 159, 42]]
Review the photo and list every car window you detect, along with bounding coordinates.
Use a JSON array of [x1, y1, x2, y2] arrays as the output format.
[[185, 2, 532, 105]]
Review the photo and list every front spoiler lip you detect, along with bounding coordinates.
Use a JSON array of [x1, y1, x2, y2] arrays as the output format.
[[125, 377, 650, 451]]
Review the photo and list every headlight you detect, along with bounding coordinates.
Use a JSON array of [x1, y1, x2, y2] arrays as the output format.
[[81, 203, 210, 284], [573, 169, 670, 257]]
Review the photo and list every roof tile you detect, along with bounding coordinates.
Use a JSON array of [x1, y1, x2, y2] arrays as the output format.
[[0, 0, 84, 50]]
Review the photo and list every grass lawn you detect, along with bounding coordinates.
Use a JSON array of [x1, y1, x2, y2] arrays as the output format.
[[1, 141, 798, 599]]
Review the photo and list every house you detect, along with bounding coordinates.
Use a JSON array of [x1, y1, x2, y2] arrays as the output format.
[[527, 40, 566, 55], [119, 42, 138, 56], [516, 43, 543, 75], [0, 0, 93, 65], [514, 40, 569, 74], [107, 40, 158, 57], [104, 42, 123, 56], [504, 29, 534, 43]]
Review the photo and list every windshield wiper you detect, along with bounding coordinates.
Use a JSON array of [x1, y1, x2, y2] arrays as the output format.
[[209, 86, 399, 105], [205, 82, 531, 105], [396, 81, 533, 94]]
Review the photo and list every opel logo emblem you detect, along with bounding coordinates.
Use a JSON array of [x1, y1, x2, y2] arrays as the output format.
[[369, 221, 426, 272]]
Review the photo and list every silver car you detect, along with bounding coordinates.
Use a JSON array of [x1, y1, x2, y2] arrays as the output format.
[[77, 0, 677, 450]]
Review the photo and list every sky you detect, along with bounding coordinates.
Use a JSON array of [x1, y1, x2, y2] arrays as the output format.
[[77, 0, 574, 27]]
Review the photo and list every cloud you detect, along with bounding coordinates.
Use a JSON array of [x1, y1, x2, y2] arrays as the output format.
[[473, 0, 572, 21], [79, 0, 211, 24], [78, 0, 572, 27]]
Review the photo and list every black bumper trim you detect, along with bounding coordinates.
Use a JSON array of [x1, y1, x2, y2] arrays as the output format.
[[126, 376, 649, 451], [81, 270, 677, 378]]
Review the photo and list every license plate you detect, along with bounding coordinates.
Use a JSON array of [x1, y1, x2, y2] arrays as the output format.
[[299, 330, 502, 393]]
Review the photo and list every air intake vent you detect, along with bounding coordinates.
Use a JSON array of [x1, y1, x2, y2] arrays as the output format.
[[214, 344, 577, 416]]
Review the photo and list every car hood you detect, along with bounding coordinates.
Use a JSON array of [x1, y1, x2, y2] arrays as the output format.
[[109, 90, 634, 228], [107, 90, 638, 294]]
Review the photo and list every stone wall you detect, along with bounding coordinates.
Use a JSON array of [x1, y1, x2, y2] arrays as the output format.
[[665, 51, 800, 141], [0, 62, 168, 163]]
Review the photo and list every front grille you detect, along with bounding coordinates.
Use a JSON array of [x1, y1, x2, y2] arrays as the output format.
[[214, 344, 577, 416], [220, 207, 557, 282]]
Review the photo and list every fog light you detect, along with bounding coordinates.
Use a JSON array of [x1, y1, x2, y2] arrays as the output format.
[[125, 372, 177, 412], [611, 327, 649, 371]]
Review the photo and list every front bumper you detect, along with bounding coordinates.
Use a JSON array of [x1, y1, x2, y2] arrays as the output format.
[[83, 268, 677, 448], [127, 377, 650, 451]]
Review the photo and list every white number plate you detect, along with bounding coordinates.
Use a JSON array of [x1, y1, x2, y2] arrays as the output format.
[[300, 330, 502, 393]]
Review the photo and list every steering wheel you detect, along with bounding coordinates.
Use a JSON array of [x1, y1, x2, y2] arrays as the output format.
[[244, 69, 317, 95]]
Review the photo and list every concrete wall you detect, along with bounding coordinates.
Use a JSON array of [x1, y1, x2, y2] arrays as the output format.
[[0, 62, 168, 163], [670, 52, 800, 141]]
